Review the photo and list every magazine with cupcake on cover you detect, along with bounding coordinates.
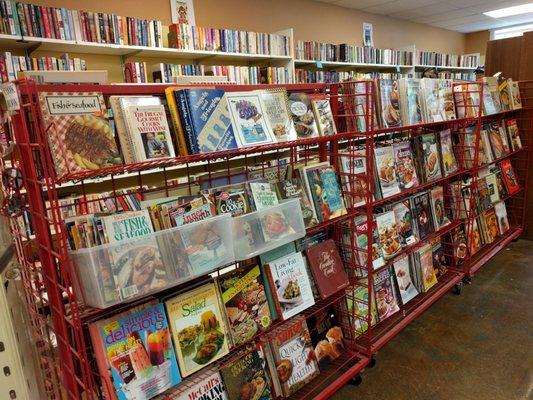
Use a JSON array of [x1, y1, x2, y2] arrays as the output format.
[[378, 78, 402, 128]]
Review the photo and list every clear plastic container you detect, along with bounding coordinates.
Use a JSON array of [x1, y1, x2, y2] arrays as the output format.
[[70, 213, 235, 309], [232, 198, 306, 261]]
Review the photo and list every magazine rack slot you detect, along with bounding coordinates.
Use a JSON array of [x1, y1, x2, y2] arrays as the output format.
[[70, 213, 235, 309], [232, 199, 306, 261]]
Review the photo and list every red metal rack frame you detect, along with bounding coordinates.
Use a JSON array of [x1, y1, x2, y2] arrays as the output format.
[[6, 79, 371, 400]]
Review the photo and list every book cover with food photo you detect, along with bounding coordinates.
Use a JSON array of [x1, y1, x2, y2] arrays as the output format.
[[165, 282, 229, 377], [226, 91, 275, 147], [39, 92, 122, 178], [265, 252, 315, 321], [430, 237, 450, 279], [275, 178, 318, 229], [378, 78, 402, 128], [393, 141, 419, 191], [288, 92, 320, 139], [420, 132, 442, 182], [392, 255, 418, 305], [451, 224, 469, 265], [483, 208, 499, 243], [266, 317, 320, 397], [218, 264, 272, 346], [505, 119, 522, 151], [500, 159, 520, 195], [376, 211, 402, 260], [417, 244, 438, 292], [220, 344, 274, 400], [306, 306, 345, 369], [339, 149, 370, 208], [373, 268, 400, 321], [374, 145, 401, 198], [305, 239, 349, 299], [310, 93, 337, 136], [391, 200, 417, 246], [413, 192, 435, 240], [259, 88, 297, 142], [429, 185, 450, 230], [438, 129, 458, 176], [89, 302, 181, 400], [486, 122, 509, 159], [101, 210, 170, 300]]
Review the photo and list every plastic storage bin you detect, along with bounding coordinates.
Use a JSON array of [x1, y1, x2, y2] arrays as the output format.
[[233, 198, 306, 260], [70, 213, 235, 309]]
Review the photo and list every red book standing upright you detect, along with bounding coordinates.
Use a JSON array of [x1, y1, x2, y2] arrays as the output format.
[[305, 239, 349, 299], [500, 159, 520, 195]]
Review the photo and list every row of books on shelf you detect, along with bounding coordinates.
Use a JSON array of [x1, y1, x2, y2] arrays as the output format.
[[417, 51, 479, 68], [40, 88, 339, 177], [86, 205, 458, 400], [2, 0, 163, 47], [294, 70, 405, 84], [366, 118, 522, 202], [414, 71, 476, 81], [0, 51, 86, 82], [374, 77, 522, 130], [295, 40, 413, 65], [152, 63, 291, 85], [168, 23, 291, 56]]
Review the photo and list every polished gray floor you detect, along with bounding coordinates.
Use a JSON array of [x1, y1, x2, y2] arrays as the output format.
[[332, 240, 533, 400]]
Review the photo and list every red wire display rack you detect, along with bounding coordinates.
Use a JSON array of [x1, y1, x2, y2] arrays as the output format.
[[3, 77, 531, 400], [3, 79, 371, 400]]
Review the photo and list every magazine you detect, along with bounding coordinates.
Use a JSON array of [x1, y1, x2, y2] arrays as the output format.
[[391, 200, 417, 246], [374, 145, 401, 198], [376, 211, 402, 260], [429, 185, 450, 230], [393, 141, 419, 191], [438, 129, 459, 176], [420, 132, 442, 182], [259, 88, 297, 142], [373, 268, 401, 321], [393, 255, 418, 305], [494, 201, 510, 235]]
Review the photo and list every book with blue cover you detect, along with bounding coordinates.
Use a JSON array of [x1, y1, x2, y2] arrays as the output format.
[[174, 88, 238, 154]]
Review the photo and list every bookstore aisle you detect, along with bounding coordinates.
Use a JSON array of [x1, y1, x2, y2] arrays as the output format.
[[332, 240, 533, 400]]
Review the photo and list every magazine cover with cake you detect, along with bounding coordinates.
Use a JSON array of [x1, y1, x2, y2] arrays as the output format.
[[374, 145, 401, 198], [165, 282, 229, 377], [393, 141, 419, 191], [378, 78, 402, 128], [420, 132, 442, 182], [94, 303, 181, 400], [373, 268, 400, 321], [39, 92, 122, 178], [220, 344, 274, 400]]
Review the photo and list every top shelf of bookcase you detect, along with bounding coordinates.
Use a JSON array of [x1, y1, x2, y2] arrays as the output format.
[[413, 64, 478, 71], [294, 59, 413, 70], [2, 34, 293, 63]]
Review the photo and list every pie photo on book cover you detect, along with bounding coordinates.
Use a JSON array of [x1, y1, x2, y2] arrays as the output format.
[[165, 283, 229, 377], [39, 92, 122, 177], [305, 239, 349, 299], [288, 92, 319, 139], [307, 306, 345, 369]]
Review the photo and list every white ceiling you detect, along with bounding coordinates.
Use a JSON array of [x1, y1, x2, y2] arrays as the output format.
[[317, 0, 533, 32]]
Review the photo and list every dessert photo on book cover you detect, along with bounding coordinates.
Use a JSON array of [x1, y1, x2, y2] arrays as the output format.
[[39, 92, 122, 177], [307, 306, 345, 369], [97, 303, 181, 400]]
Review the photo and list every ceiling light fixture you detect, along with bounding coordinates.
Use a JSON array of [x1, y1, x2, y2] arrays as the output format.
[[484, 3, 533, 18]]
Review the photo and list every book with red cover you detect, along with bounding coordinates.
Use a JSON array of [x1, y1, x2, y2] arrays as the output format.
[[305, 239, 349, 299], [500, 159, 520, 195]]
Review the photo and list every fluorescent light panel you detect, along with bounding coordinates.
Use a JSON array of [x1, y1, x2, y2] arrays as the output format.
[[484, 3, 533, 18]]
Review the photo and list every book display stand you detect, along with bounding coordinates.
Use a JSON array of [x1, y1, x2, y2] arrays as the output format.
[[2, 77, 531, 400]]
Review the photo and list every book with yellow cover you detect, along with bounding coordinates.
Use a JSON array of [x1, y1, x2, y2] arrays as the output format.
[[165, 282, 229, 377], [164, 87, 189, 156]]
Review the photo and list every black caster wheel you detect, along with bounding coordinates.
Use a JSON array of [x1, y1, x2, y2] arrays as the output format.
[[453, 283, 462, 295], [463, 276, 472, 285], [368, 356, 377, 368], [350, 374, 363, 386]]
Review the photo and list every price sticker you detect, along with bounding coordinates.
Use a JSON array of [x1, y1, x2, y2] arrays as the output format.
[[316, 61, 323, 69]]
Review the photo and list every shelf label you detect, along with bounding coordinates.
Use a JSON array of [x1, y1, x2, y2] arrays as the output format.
[[316, 61, 323, 68], [0, 83, 20, 111]]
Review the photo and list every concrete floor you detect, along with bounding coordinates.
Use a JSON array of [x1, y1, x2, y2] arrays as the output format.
[[332, 240, 533, 400]]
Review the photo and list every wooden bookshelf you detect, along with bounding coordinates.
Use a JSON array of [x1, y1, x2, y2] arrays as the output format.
[[294, 59, 413, 70]]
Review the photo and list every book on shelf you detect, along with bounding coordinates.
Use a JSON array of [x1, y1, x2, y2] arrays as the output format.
[[264, 317, 320, 397], [226, 91, 276, 147], [418, 132, 443, 182], [451, 224, 468, 265], [259, 88, 297, 142], [153, 368, 228, 400], [304, 239, 349, 299], [393, 141, 419, 191], [377, 78, 402, 128], [486, 122, 510, 159], [415, 243, 438, 292], [339, 149, 370, 208], [174, 88, 237, 154], [429, 185, 450, 230], [88, 302, 181, 400], [123, 104, 176, 161], [453, 83, 481, 118], [306, 306, 346, 368], [419, 77, 441, 123], [500, 159, 520, 195], [494, 201, 510, 235], [482, 77, 503, 113], [483, 208, 499, 244], [274, 178, 319, 229], [505, 119, 522, 151], [38, 92, 122, 178], [220, 344, 274, 400], [392, 255, 419, 305], [376, 210, 403, 260], [504, 79, 522, 110], [217, 264, 273, 346], [373, 268, 401, 321], [165, 282, 230, 378], [123, 62, 148, 83], [438, 129, 459, 176], [412, 191, 435, 240], [398, 78, 422, 125], [264, 251, 315, 321], [480, 128, 494, 164], [310, 93, 337, 136], [288, 92, 320, 139], [374, 145, 401, 199], [498, 80, 513, 111], [390, 199, 418, 246], [430, 236, 449, 278], [353, 215, 385, 271]]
